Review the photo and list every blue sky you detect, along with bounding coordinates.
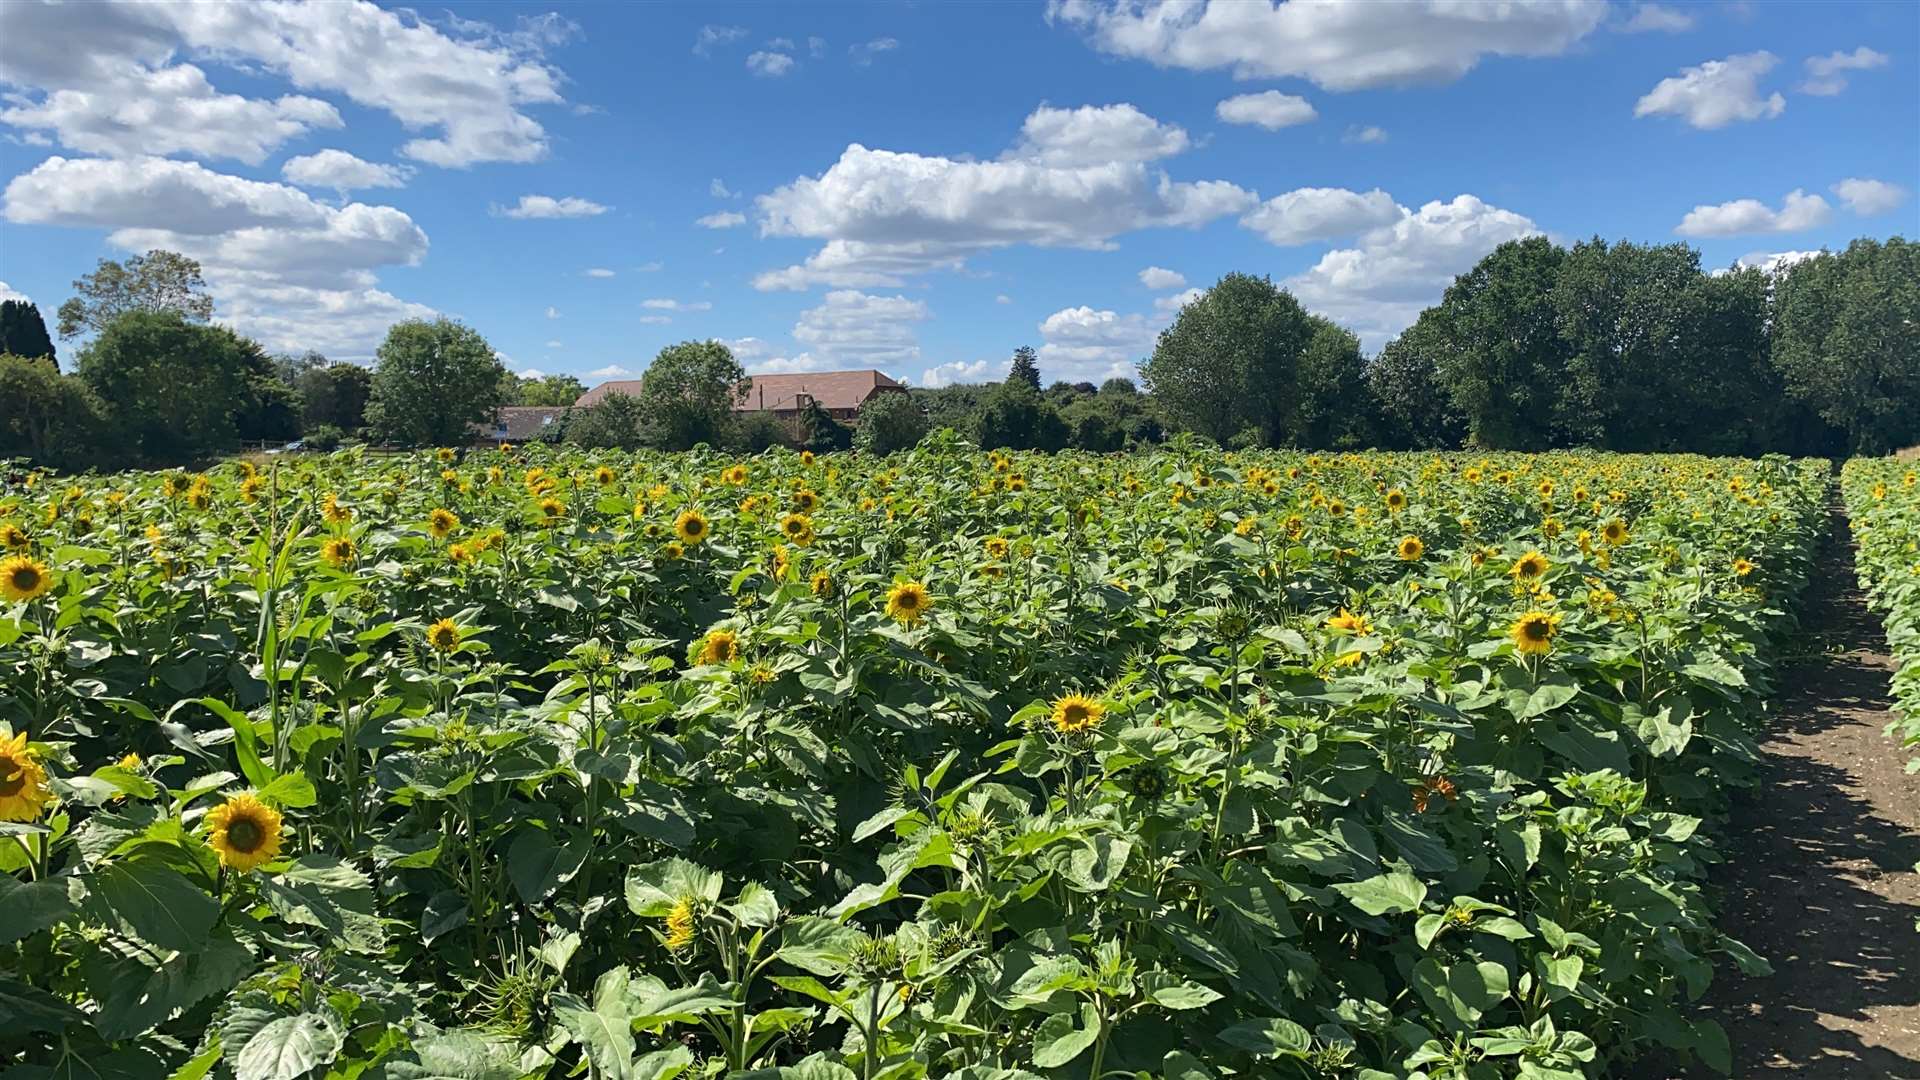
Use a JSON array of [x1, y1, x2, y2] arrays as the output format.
[[1, 1, 1915, 389]]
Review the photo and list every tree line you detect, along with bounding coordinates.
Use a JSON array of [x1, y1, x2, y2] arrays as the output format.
[[3, 235, 1912, 472]]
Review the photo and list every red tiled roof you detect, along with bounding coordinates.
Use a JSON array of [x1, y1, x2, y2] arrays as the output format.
[[575, 369, 903, 412]]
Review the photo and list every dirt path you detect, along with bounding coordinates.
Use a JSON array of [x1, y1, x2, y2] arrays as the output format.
[[1681, 500, 1920, 1077]]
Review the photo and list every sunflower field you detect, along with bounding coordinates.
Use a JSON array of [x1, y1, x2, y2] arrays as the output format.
[[0, 440, 1830, 1079], [1841, 458, 1920, 765]]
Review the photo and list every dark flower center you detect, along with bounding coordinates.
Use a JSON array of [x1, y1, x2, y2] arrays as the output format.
[[226, 816, 264, 852]]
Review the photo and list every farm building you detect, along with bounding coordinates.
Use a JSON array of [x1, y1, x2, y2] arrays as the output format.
[[473, 405, 568, 446], [575, 369, 906, 421]]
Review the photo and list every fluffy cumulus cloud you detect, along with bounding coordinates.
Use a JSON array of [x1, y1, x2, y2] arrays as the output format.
[[1618, 3, 1694, 33], [850, 38, 900, 66], [494, 195, 609, 219], [696, 210, 747, 229], [281, 149, 412, 192], [588, 364, 633, 378], [1037, 305, 1159, 381], [1215, 90, 1316, 130], [584, 268, 616, 278], [3, 154, 432, 357], [1674, 189, 1833, 236], [641, 298, 714, 312], [747, 50, 795, 77], [1285, 194, 1543, 346], [791, 289, 928, 366], [918, 358, 1003, 388], [1154, 287, 1204, 315], [1634, 52, 1785, 129], [1048, 0, 1606, 90], [1733, 250, 1824, 274], [1343, 125, 1388, 144], [753, 103, 1254, 290], [693, 25, 748, 56], [1240, 187, 1401, 246], [1831, 177, 1910, 216], [1801, 47, 1888, 96], [1139, 266, 1186, 290], [0, 0, 568, 167], [0, 281, 29, 303]]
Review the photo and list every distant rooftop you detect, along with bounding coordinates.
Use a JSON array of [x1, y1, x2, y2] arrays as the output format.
[[576, 369, 905, 413]]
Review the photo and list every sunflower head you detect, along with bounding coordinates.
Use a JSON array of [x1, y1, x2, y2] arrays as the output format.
[[663, 541, 686, 561], [885, 581, 932, 626], [800, 450, 816, 467], [426, 618, 462, 653], [780, 513, 815, 546], [1510, 551, 1550, 580], [810, 571, 835, 599], [1326, 608, 1372, 636], [983, 536, 1010, 560], [428, 508, 460, 539], [697, 629, 740, 665], [0, 523, 29, 550], [722, 465, 748, 485], [1509, 610, 1561, 655], [1396, 535, 1424, 562], [321, 536, 356, 568], [1385, 489, 1407, 512], [206, 792, 284, 872], [0, 556, 53, 603], [1602, 519, 1628, 545], [674, 509, 710, 545], [1049, 694, 1106, 735], [0, 731, 53, 822], [792, 490, 820, 513], [1732, 557, 1756, 577], [594, 466, 616, 486]]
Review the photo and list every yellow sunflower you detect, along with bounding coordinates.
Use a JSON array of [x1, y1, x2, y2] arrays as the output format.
[[1385, 489, 1407, 512], [428, 508, 460, 539], [1601, 519, 1628, 546], [594, 465, 616, 486], [792, 490, 820, 514], [674, 509, 710, 545], [426, 618, 462, 653], [663, 541, 686, 561], [779, 513, 815, 546], [664, 897, 697, 950], [885, 581, 932, 627], [320, 536, 356, 568], [2, 523, 31, 550], [1, 556, 53, 603], [698, 629, 740, 665], [1510, 550, 1550, 580], [206, 792, 284, 872], [1049, 694, 1106, 735], [538, 497, 565, 521], [810, 571, 835, 598], [1396, 536, 1424, 562], [0, 731, 53, 822], [1509, 610, 1560, 655], [1733, 557, 1755, 577], [1325, 608, 1372, 636], [983, 536, 1010, 560]]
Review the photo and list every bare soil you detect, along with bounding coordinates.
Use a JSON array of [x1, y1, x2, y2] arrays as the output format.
[[1678, 501, 1920, 1077]]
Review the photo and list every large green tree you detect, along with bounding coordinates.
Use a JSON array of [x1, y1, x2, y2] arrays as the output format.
[[1771, 237, 1919, 455], [1365, 322, 1466, 449], [1008, 345, 1042, 391], [365, 318, 506, 448], [57, 250, 215, 339], [0, 354, 106, 470], [297, 362, 374, 433], [0, 300, 57, 366], [633, 340, 748, 450], [1141, 273, 1317, 446], [853, 392, 928, 455], [505, 373, 588, 407], [975, 380, 1068, 451], [74, 311, 259, 462], [1415, 237, 1569, 450]]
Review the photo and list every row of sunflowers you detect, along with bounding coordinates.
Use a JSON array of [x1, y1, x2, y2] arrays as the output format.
[[1, 437, 1829, 1079], [1840, 458, 1920, 770]]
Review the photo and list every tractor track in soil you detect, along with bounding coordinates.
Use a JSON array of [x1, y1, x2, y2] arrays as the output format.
[[1675, 498, 1920, 1077]]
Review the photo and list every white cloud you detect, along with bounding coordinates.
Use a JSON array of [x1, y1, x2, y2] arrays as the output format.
[[1241, 186, 1401, 246], [634, 261, 663, 272], [642, 298, 713, 311], [1831, 177, 1909, 216], [1215, 90, 1316, 130], [545, 305, 559, 319], [1343, 125, 1388, 144], [584, 267, 616, 278], [850, 38, 900, 65], [1619, 4, 1694, 33], [726, 336, 776, 360], [1154, 286, 1204, 314], [696, 210, 747, 229], [754, 103, 1254, 290], [710, 178, 737, 198], [0, 281, 29, 303], [1037, 305, 1156, 382], [918, 358, 1002, 388], [493, 194, 609, 219], [995, 294, 1013, 304], [1048, 0, 1606, 90], [638, 315, 672, 325], [0, 1, 568, 167], [748, 353, 842, 375], [1801, 47, 1888, 96], [1007, 103, 1190, 167], [767, 37, 797, 52], [545, 339, 562, 349], [694, 25, 748, 56], [282, 149, 412, 192], [1733, 250, 1823, 274], [747, 51, 795, 77], [0, 62, 341, 164], [588, 364, 634, 377], [1139, 266, 1186, 290], [3, 154, 435, 358], [1634, 52, 1785, 129], [1285, 194, 1543, 346], [791, 289, 928, 367], [1674, 189, 1832, 236], [515, 366, 545, 379]]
